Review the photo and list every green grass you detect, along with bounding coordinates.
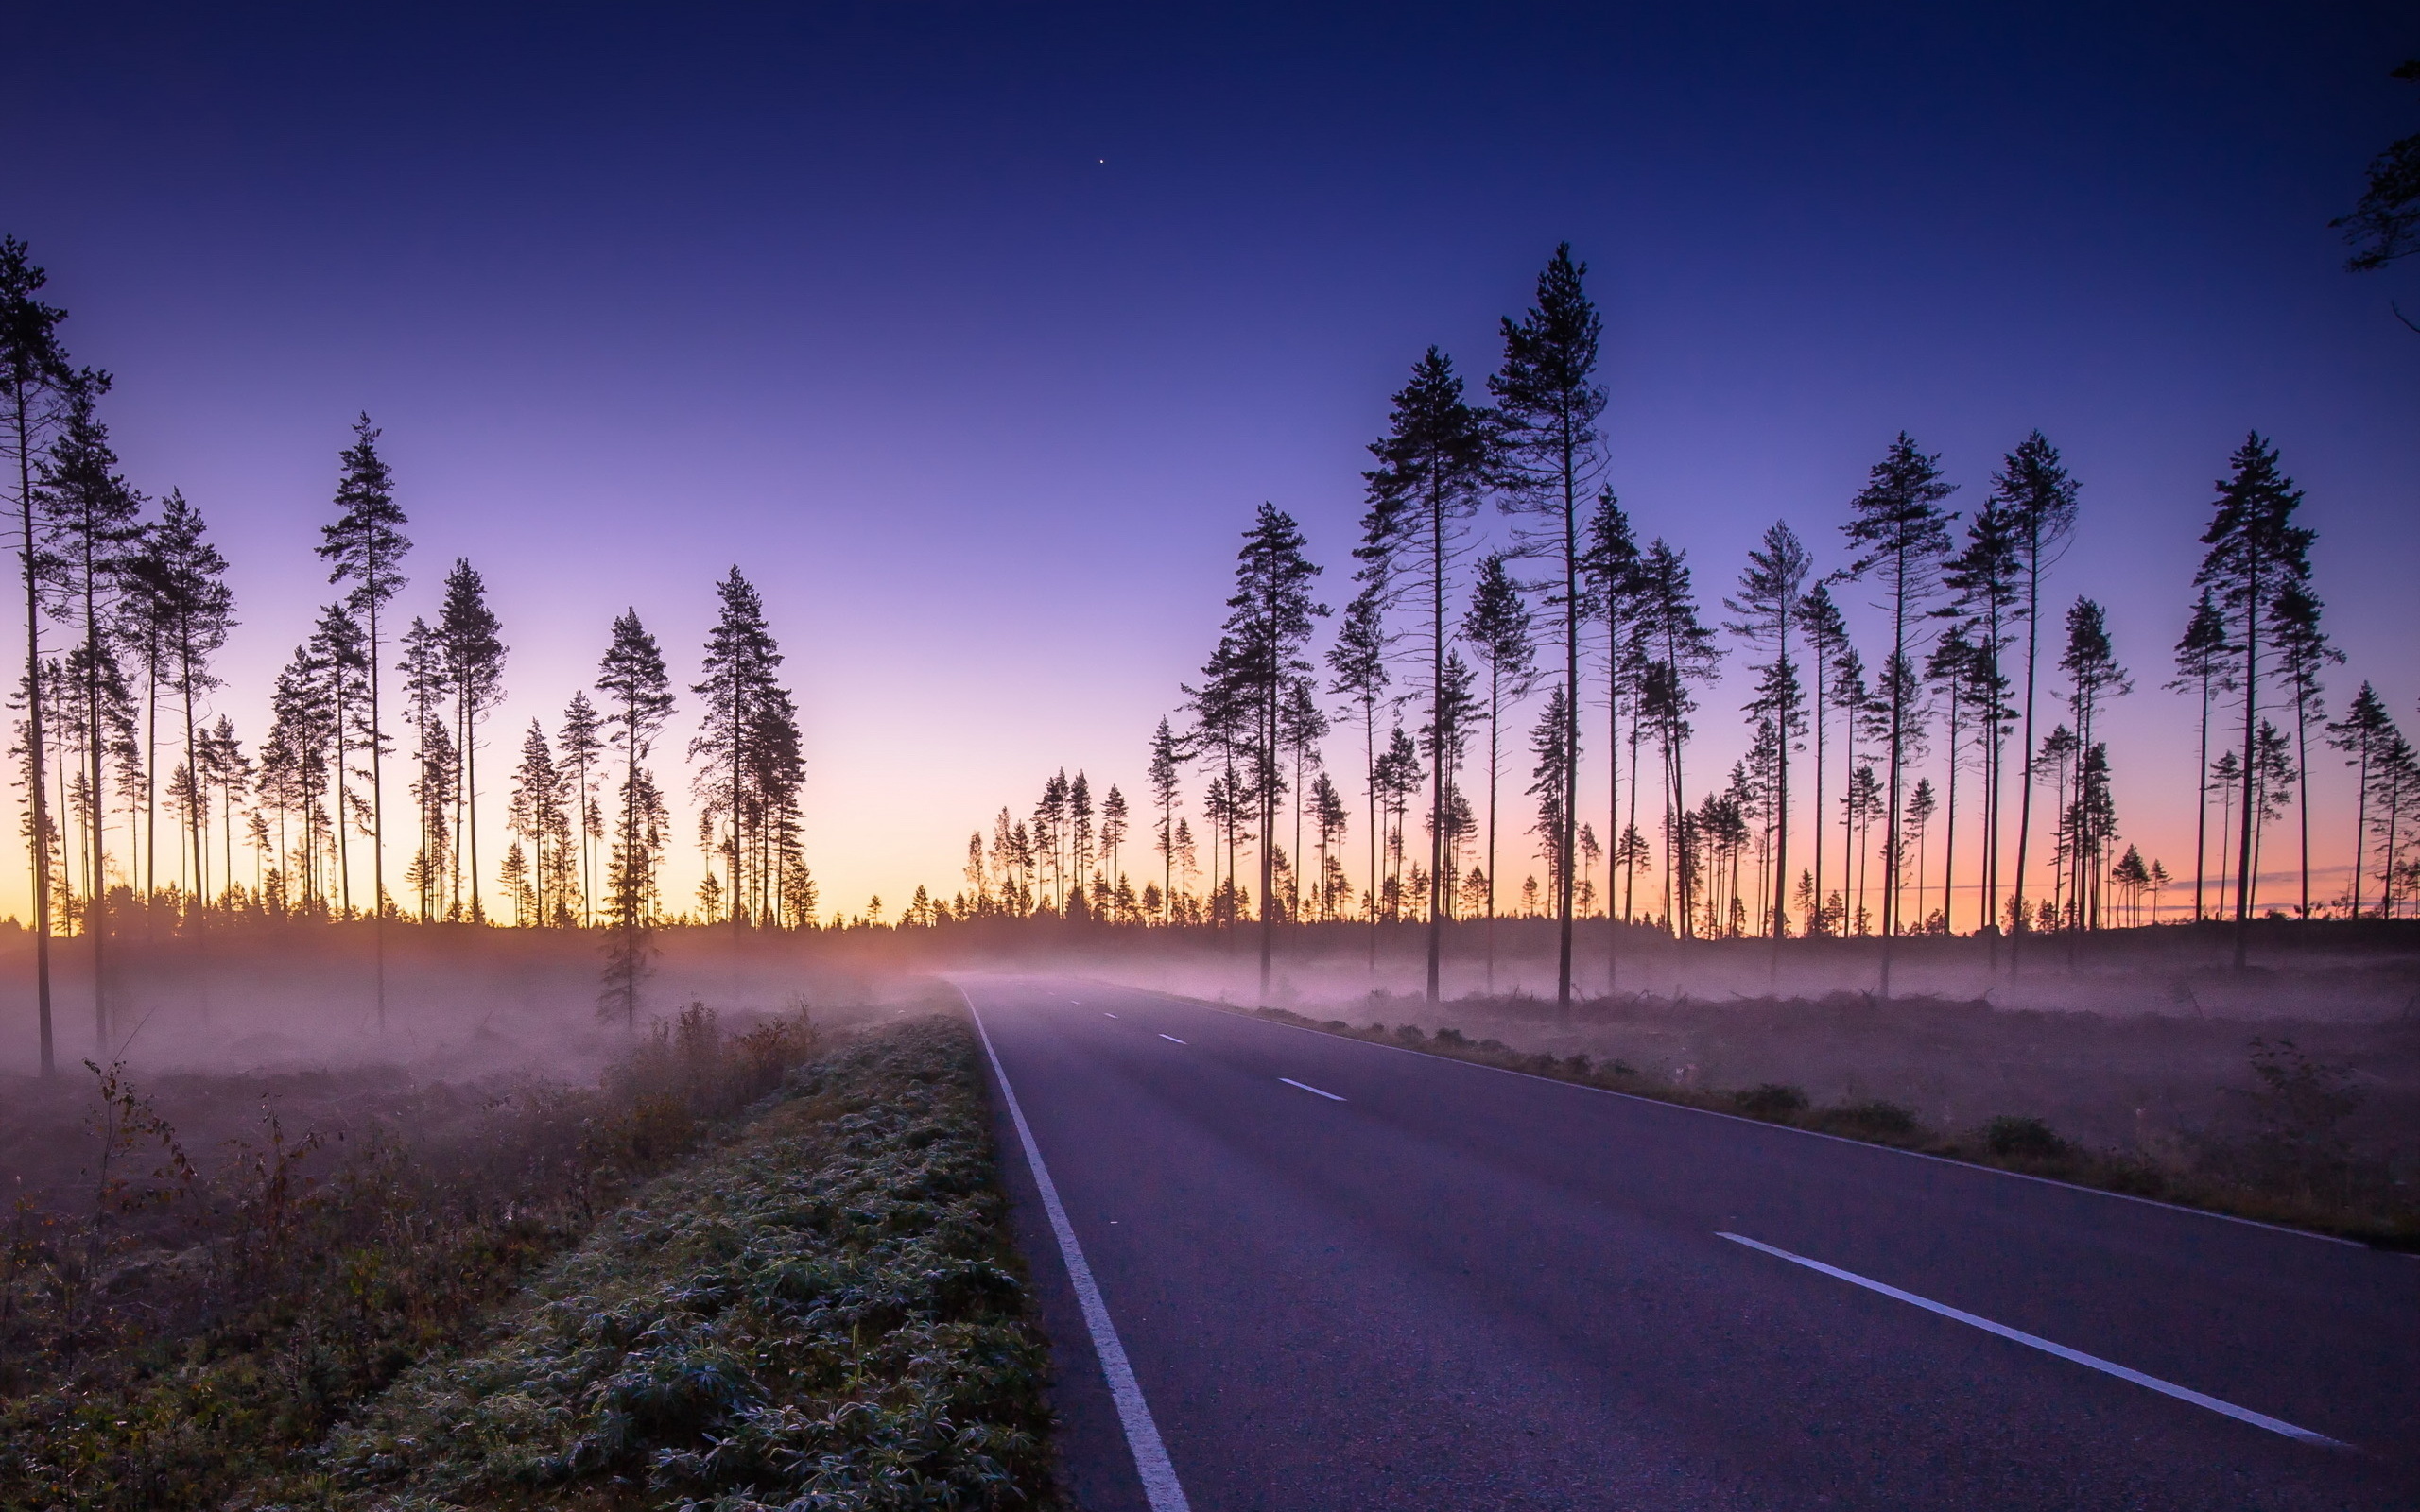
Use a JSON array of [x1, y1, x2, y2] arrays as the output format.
[[250, 1015, 1054, 1511], [1235, 1004, 2420, 1249]]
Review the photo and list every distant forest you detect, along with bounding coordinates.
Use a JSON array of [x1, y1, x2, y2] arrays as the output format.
[[3, 74, 2415, 1074]]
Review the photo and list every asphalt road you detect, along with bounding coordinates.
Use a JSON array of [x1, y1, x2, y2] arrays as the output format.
[[961, 975, 2420, 1512]]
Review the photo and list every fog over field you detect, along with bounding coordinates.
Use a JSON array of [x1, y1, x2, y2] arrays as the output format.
[[7, 919, 2408, 1187]]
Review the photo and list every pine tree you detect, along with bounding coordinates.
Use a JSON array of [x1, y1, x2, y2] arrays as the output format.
[[2327, 683, 2398, 917], [1528, 686, 1573, 915], [1309, 770, 1349, 920], [1995, 432, 2079, 970], [2271, 580, 2341, 919], [1325, 583, 1390, 946], [557, 690, 605, 924], [264, 639, 337, 911], [508, 719, 574, 925], [1194, 504, 1325, 992], [306, 603, 370, 918], [318, 415, 408, 1019], [2167, 589, 2231, 921], [122, 491, 232, 929], [1461, 550, 1535, 987], [1800, 583, 1848, 934], [2057, 598, 2129, 931], [690, 568, 795, 928], [597, 610, 674, 1025], [2331, 59, 2420, 295], [1582, 492, 1640, 981], [39, 379, 144, 1049], [1099, 783, 1129, 920], [1490, 245, 1606, 1006], [1942, 492, 2022, 941], [438, 560, 507, 922], [397, 616, 454, 919], [1147, 717, 1184, 921], [1361, 347, 1490, 999], [1631, 541, 1721, 938], [1, 236, 77, 1074], [1723, 521, 1811, 946], [2194, 434, 2314, 964], [1839, 432, 1958, 991], [1904, 776, 1939, 929]]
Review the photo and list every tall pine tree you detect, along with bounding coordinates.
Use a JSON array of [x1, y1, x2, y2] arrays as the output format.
[[1839, 433, 1957, 993], [1489, 245, 1606, 1006], [1359, 346, 1490, 1000], [2194, 434, 2314, 965], [598, 610, 674, 1024]]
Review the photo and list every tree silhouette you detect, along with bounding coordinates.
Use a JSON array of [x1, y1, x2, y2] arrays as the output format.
[[557, 690, 604, 924], [2057, 598, 2129, 930], [1799, 583, 1848, 934], [39, 379, 144, 1049], [1839, 432, 1958, 991], [1325, 582, 1390, 948], [1, 236, 78, 1074], [1528, 685, 1573, 919], [1195, 505, 1324, 991], [597, 610, 674, 1026], [2195, 434, 2314, 964], [1724, 521, 1811, 948], [1582, 492, 1641, 980], [1491, 245, 1606, 1004], [1942, 491, 2021, 944], [438, 560, 506, 923], [508, 719, 574, 925], [2332, 59, 2420, 328], [2327, 683, 2398, 916], [2168, 589, 2232, 921], [2271, 581, 2341, 918], [1147, 717, 1184, 921], [1462, 550, 1535, 986], [1360, 346, 1491, 999], [318, 415, 408, 1019], [307, 603, 375, 919], [690, 568, 802, 928], [1994, 433, 2077, 971], [1632, 540, 1721, 938], [122, 489, 233, 930]]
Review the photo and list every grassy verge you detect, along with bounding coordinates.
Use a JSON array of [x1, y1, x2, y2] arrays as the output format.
[[1233, 1003, 2420, 1249], [0, 1005, 817, 1511], [249, 1015, 1054, 1511]]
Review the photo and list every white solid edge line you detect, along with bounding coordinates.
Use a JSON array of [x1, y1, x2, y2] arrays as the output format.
[[1107, 986, 2367, 1250], [1104, 1012, 1119, 1018], [1279, 1076, 1346, 1102], [1159, 1033, 1186, 1043], [962, 990, 1194, 1512], [1717, 1231, 2350, 1449]]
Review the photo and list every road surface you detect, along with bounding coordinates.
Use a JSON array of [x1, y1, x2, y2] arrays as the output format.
[[961, 975, 2419, 1511]]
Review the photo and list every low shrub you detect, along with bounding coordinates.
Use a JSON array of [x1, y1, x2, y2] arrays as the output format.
[[1983, 1114, 2071, 1160], [1816, 1100, 1921, 1141], [1733, 1083, 1810, 1120]]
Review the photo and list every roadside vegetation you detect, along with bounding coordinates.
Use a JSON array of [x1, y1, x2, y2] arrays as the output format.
[[0, 1005, 1052, 1511], [274, 1014, 1051, 1511], [1241, 1001, 2420, 1248]]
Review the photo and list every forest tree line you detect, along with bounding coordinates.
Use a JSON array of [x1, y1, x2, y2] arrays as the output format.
[[941, 248, 2420, 1004], [2, 237, 824, 1074]]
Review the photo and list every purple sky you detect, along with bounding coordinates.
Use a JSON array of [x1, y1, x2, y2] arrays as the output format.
[[4, 2, 2416, 920]]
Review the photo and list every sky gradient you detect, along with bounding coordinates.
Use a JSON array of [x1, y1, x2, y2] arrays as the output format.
[[3, 2, 2416, 920]]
